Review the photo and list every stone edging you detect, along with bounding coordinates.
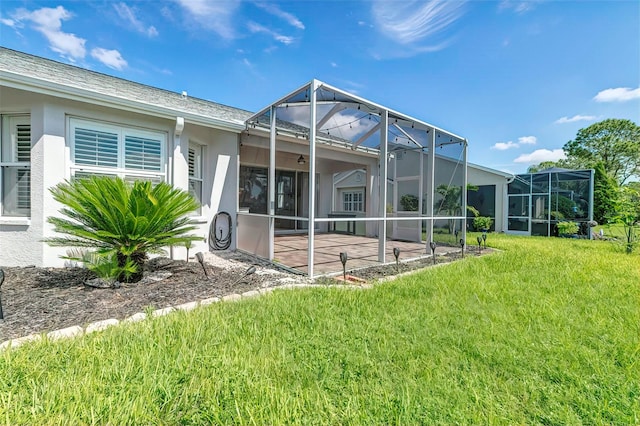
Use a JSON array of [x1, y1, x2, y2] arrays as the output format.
[[0, 282, 373, 352]]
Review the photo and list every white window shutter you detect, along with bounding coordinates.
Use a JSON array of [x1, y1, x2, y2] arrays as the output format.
[[74, 127, 119, 167]]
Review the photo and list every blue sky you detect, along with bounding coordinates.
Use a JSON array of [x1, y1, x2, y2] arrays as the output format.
[[1, 0, 638, 174]]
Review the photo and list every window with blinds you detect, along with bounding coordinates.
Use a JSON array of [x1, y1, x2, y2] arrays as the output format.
[[70, 118, 165, 182], [1, 115, 31, 217], [188, 144, 203, 215], [74, 127, 118, 167], [125, 135, 162, 171]]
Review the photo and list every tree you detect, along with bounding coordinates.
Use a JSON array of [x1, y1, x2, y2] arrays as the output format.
[[435, 184, 479, 234], [46, 176, 200, 283], [612, 185, 640, 254], [526, 161, 561, 173], [624, 181, 640, 222], [563, 119, 640, 184], [593, 162, 619, 224]]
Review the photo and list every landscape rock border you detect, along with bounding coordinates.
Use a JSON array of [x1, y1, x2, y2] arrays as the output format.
[[1, 246, 494, 351], [0, 281, 373, 352]]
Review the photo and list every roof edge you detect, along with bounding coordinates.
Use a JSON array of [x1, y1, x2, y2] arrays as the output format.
[[0, 69, 245, 132]]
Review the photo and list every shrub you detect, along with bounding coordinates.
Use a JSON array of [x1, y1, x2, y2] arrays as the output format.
[[473, 216, 493, 231], [400, 194, 419, 211], [557, 221, 579, 236], [46, 176, 200, 283]]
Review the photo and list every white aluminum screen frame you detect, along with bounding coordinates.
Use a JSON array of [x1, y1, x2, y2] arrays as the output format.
[[244, 79, 468, 277]]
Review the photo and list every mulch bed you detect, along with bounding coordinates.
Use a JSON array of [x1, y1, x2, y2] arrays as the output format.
[[0, 247, 493, 342], [342, 247, 491, 281], [0, 257, 281, 341]]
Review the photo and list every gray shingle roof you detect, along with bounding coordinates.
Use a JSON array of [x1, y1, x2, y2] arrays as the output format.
[[0, 47, 252, 129]]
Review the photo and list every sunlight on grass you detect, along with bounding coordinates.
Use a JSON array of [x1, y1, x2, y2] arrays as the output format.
[[1, 235, 638, 424]]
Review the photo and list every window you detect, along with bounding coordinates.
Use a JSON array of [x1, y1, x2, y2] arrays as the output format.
[[239, 166, 268, 214], [188, 144, 203, 215], [1, 115, 31, 217], [70, 118, 165, 182], [343, 190, 364, 212]]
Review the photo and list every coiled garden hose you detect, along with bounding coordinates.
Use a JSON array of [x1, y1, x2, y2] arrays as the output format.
[[210, 211, 232, 251]]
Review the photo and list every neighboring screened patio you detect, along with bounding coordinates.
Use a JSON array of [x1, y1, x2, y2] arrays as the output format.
[[507, 168, 594, 237], [237, 79, 468, 277]]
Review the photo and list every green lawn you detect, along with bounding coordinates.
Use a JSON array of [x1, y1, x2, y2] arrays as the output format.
[[1, 235, 638, 424]]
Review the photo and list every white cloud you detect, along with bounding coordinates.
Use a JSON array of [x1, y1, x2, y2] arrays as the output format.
[[498, 0, 539, 14], [491, 141, 518, 150], [372, 0, 466, 49], [554, 114, 597, 124], [11, 6, 86, 59], [174, 0, 241, 40], [492, 136, 537, 150], [331, 62, 338, 68], [114, 3, 159, 37], [518, 136, 537, 145], [320, 111, 374, 140], [593, 87, 640, 102], [1, 18, 16, 27], [247, 21, 295, 45], [514, 149, 566, 164], [254, 3, 304, 30], [91, 48, 127, 70]]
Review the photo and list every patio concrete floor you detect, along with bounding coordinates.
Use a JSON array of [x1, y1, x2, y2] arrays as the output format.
[[274, 233, 460, 276]]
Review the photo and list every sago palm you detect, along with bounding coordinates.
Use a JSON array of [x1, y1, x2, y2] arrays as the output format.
[[46, 176, 200, 282]]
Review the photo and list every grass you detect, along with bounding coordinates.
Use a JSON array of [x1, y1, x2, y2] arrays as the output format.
[[1, 234, 638, 424]]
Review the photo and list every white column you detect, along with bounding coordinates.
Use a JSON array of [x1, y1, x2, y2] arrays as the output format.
[[269, 106, 276, 259], [307, 81, 318, 277], [462, 139, 468, 246], [378, 110, 388, 263], [426, 128, 436, 244]]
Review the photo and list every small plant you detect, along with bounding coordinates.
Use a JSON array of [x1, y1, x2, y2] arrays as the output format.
[[65, 248, 136, 283], [46, 176, 201, 283], [473, 216, 493, 231], [557, 221, 579, 237], [184, 240, 193, 261], [399, 194, 419, 211]]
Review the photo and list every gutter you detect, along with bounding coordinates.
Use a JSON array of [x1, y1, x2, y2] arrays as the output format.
[[0, 71, 247, 133]]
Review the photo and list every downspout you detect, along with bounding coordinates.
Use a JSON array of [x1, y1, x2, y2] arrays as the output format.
[[170, 116, 185, 260]]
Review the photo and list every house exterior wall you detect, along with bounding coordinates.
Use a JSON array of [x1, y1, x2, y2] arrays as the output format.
[[466, 166, 511, 232], [0, 86, 240, 267], [176, 124, 239, 259]]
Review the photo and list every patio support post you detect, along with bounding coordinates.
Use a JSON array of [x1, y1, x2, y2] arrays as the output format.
[[419, 144, 424, 241], [588, 168, 594, 240], [378, 109, 388, 263], [426, 128, 436, 245], [268, 106, 277, 260], [308, 80, 318, 277], [462, 139, 468, 245]]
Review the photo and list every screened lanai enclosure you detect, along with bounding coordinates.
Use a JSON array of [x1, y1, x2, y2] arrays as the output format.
[[507, 168, 594, 237], [237, 80, 467, 276]]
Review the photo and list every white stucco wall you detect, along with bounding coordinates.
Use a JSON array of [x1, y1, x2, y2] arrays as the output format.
[[0, 86, 240, 267], [172, 125, 239, 260]]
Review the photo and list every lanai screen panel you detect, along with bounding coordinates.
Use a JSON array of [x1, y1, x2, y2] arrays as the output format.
[[386, 122, 431, 244], [432, 135, 466, 244]]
